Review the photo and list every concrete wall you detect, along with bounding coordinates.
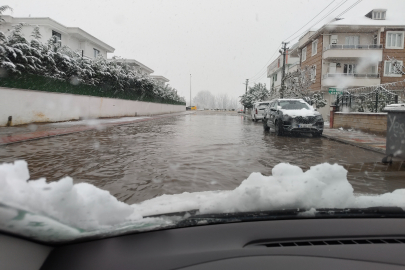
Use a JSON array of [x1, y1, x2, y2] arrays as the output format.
[[334, 112, 387, 135], [0, 87, 185, 126]]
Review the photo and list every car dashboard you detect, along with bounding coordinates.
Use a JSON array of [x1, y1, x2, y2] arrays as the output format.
[[1, 218, 405, 269]]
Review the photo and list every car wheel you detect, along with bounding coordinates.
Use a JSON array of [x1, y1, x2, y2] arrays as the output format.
[[275, 120, 284, 136], [263, 118, 270, 131]]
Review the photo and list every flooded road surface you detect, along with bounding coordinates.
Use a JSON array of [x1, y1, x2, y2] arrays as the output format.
[[1, 111, 405, 204]]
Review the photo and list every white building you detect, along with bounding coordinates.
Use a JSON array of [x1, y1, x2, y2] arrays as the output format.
[[108, 58, 154, 76], [0, 15, 114, 59], [150, 75, 170, 87], [108, 59, 170, 86], [267, 42, 300, 95]]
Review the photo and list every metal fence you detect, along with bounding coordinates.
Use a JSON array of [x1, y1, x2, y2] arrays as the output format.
[[334, 80, 405, 113]]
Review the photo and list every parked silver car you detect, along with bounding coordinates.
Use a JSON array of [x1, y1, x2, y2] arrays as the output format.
[[251, 101, 270, 122]]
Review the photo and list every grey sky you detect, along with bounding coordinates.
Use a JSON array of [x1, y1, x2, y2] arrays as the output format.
[[3, 0, 405, 101]]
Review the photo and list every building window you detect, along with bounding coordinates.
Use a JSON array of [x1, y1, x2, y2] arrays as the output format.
[[93, 48, 100, 58], [384, 60, 403, 77], [386, 31, 404, 49], [311, 40, 318, 56], [52, 30, 61, 41], [310, 65, 316, 81], [343, 64, 356, 74], [302, 47, 307, 62], [372, 11, 386, 20]]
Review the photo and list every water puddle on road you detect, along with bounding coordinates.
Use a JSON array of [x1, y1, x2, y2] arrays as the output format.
[[1, 111, 404, 204]]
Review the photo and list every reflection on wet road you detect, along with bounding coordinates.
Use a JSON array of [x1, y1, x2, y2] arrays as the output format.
[[1, 111, 404, 204]]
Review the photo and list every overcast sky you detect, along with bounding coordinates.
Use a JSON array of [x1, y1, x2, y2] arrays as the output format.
[[4, 0, 405, 102]]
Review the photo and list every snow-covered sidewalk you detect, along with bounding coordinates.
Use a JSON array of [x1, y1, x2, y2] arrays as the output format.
[[323, 128, 386, 154]]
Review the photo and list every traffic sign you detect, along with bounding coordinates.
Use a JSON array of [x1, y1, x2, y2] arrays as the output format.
[[328, 88, 342, 95]]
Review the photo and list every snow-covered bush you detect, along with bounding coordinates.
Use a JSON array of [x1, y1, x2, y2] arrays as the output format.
[[0, 6, 185, 105]]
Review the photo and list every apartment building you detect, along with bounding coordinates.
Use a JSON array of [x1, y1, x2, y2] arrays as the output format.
[[297, 8, 404, 118], [267, 42, 300, 95], [0, 15, 114, 59]]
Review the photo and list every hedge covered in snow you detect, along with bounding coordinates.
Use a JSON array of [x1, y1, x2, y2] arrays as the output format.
[[0, 12, 185, 105]]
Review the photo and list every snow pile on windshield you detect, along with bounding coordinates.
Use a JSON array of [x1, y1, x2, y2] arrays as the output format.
[[0, 161, 142, 231], [1, 160, 405, 242]]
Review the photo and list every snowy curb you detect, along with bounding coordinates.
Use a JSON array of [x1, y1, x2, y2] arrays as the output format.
[[321, 133, 385, 155]]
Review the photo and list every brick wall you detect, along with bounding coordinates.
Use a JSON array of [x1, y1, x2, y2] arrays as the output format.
[[334, 112, 387, 135], [300, 35, 323, 91], [380, 28, 405, 84]]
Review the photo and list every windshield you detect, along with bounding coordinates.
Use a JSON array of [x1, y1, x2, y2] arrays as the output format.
[[279, 100, 311, 110], [1, 1, 405, 244]]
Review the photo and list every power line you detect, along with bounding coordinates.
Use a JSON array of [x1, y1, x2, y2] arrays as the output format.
[[248, 0, 362, 84], [249, 0, 340, 81], [249, 44, 281, 81], [282, 0, 336, 42], [334, 0, 362, 18], [285, 0, 349, 43]]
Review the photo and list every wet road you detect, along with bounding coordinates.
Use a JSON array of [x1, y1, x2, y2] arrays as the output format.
[[1, 111, 405, 204]]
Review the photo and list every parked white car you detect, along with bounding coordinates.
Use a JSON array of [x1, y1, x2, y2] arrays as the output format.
[[251, 101, 270, 122]]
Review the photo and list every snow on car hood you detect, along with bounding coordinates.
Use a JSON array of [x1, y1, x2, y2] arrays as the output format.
[[280, 108, 320, 117], [1, 160, 404, 242]]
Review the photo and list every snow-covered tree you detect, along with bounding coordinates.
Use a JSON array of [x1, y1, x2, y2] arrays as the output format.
[[283, 65, 327, 108], [239, 83, 269, 108]]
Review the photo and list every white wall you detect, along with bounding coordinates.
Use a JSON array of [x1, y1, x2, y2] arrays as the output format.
[[0, 87, 185, 126]]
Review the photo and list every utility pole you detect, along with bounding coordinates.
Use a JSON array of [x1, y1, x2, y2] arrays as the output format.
[[279, 41, 289, 98], [190, 74, 191, 107], [243, 79, 249, 113]]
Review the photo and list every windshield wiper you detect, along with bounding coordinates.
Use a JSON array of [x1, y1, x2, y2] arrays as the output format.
[[145, 207, 405, 228]]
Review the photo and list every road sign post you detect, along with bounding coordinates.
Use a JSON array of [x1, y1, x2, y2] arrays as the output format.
[[328, 88, 343, 95]]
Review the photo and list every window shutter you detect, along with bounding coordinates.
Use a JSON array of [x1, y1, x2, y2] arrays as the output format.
[[354, 36, 359, 45], [385, 62, 390, 75], [397, 34, 402, 47]]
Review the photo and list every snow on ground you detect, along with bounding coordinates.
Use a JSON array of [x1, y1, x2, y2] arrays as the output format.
[[1, 160, 405, 242]]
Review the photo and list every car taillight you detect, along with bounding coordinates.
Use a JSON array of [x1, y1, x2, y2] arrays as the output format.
[[256, 109, 258, 114]]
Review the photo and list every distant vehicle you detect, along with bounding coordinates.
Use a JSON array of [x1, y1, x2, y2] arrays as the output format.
[[263, 99, 324, 137], [251, 101, 270, 122], [186, 106, 197, 110]]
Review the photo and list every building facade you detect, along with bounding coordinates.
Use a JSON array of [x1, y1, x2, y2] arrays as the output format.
[[0, 15, 114, 59], [296, 8, 404, 119]]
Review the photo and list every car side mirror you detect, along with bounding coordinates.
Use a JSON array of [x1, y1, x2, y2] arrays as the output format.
[[270, 108, 276, 111]]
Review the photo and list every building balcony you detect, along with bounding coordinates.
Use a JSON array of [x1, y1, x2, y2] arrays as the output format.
[[322, 44, 383, 60], [322, 73, 380, 87]]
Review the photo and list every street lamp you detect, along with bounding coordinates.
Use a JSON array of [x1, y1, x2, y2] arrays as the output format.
[[190, 74, 191, 107]]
